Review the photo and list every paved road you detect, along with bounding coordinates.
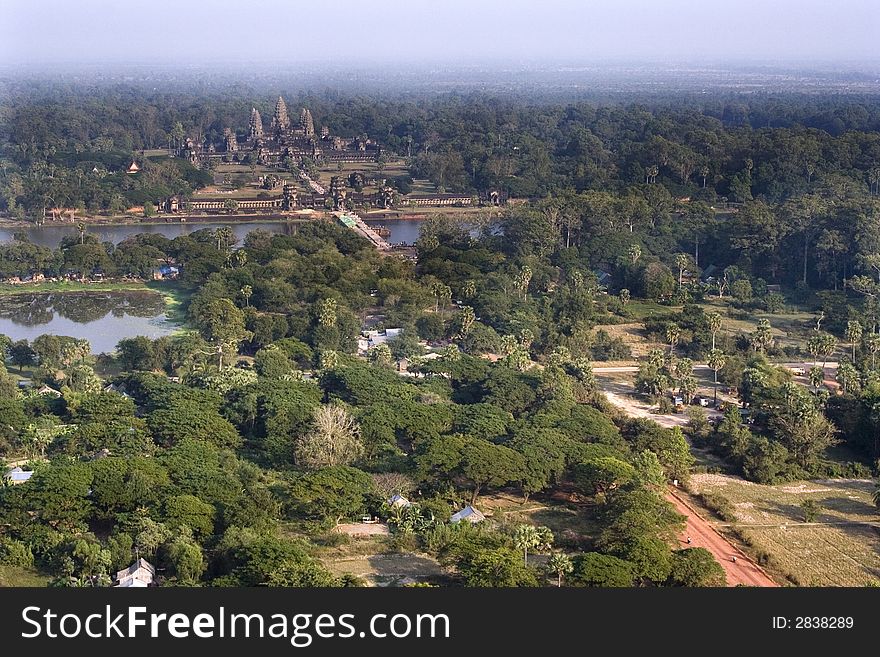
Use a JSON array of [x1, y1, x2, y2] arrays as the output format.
[[667, 489, 778, 587]]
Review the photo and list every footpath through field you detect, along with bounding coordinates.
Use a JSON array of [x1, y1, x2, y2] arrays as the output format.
[[666, 488, 778, 587]]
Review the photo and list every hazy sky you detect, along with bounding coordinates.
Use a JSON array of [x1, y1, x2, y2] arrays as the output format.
[[1, 0, 878, 68]]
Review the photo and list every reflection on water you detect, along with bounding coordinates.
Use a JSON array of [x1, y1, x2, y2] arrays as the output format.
[[0, 219, 424, 248], [0, 291, 175, 353]]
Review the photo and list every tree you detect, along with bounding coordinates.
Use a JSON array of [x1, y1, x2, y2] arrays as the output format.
[[665, 324, 681, 356], [674, 253, 690, 288], [570, 552, 635, 587], [706, 312, 722, 350], [459, 547, 539, 587], [513, 265, 533, 301], [240, 285, 253, 308], [191, 298, 251, 370], [770, 384, 838, 469], [667, 548, 726, 587], [513, 524, 553, 566], [572, 457, 636, 498], [800, 499, 821, 523], [750, 319, 773, 354], [707, 348, 726, 404], [836, 361, 860, 394], [846, 320, 863, 362], [7, 339, 35, 372], [214, 226, 234, 250], [294, 403, 363, 469], [628, 244, 641, 265], [166, 532, 205, 584], [546, 552, 573, 587]]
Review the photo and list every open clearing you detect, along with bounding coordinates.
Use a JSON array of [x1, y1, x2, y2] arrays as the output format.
[[688, 473, 880, 586], [321, 551, 445, 587], [0, 565, 49, 587]]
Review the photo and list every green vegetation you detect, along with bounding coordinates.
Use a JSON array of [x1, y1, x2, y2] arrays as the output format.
[[2, 81, 880, 588]]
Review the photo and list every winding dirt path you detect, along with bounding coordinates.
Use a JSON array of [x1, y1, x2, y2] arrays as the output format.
[[667, 488, 778, 587]]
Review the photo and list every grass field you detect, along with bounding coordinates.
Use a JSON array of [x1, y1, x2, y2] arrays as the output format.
[[698, 299, 819, 355], [688, 473, 880, 586], [0, 564, 50, 587]]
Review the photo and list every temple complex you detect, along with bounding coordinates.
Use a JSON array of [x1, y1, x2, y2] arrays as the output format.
[[160, 96, 504, 217], [178, 96, 382, 168]]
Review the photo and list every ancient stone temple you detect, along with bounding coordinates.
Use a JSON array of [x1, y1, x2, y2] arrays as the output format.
[[272, 96, 290, 131], [224, 128, 239, 153], [249, 108, 264, 141], [300, 108, 315, 137]]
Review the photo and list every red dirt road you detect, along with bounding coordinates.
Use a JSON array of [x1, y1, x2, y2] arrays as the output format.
[[666, 489, 778, 587]]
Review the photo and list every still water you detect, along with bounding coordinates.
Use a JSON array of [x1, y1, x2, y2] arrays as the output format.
[[0, 291, 177, 354], [0, 219, 423, 248]]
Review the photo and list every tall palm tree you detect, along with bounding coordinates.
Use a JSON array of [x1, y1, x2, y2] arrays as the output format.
[[546, 553, 573, 588], [707, 349, 726, 404], [706, 312, 723, 350], [215, 226, 234, 251], [241, 285, 253, 307]]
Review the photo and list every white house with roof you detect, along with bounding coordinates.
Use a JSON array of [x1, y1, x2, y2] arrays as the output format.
[[450, 505, 486, 524], [3, 467, 34, 485], [115, 558, 156, 587], [388, 494, 412, 509]]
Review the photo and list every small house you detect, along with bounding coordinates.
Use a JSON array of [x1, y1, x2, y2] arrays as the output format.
[[450, 505, 486, 524], [115, 558, 155, 587], [388, 494, 411, 509], [4, 467, 34, 485], [36, 385, 62, 398]]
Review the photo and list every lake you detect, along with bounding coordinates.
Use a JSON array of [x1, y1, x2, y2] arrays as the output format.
[[0, 291, 177, 354], [0, 218, 423, 248]]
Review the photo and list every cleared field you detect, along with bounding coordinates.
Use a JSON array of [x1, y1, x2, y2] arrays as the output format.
[[321, 549, 445, 587], [0, 564, 50, 587], [689, 473, 880, 586], [697, 299, 820, 354]]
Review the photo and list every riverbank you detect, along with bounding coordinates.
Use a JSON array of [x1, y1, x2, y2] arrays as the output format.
[[0, 212, 323, 230], [0, 280, 158, 297]]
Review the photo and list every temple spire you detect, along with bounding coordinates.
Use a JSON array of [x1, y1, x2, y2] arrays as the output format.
[[273, 96, 290, 130], [249, 107, 264, 141]]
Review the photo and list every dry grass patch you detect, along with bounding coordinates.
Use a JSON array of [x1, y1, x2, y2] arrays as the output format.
[[689, 473, 880, 586]]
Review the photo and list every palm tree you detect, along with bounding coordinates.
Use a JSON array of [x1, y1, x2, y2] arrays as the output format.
[[232, 249, 248, 269], [76, 222, 86, 245], [700, 165, 710, 189], [546, 552, 573, 587], [513, 524, 553, 566], [628, 244, 642, 265], [707, 349, 726, 404], [866, 333, 880, 369], [675, 253, 690, 288], [706, 312, 722, 350], [215, 226, 234, 251], [750, 319, 773, 354], [665, 324, 681, 357], [241, 285, 253, 308], [846, 320, 863, 362], [514, 265, 533, 301]]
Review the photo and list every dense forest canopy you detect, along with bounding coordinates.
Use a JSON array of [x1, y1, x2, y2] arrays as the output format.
[[1, 74, 880, 588]]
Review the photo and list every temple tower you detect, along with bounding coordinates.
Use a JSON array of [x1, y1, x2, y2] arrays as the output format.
[[273, 96, 290, 130], [300, 108, 315, 136], [249, 108, 264, 141]]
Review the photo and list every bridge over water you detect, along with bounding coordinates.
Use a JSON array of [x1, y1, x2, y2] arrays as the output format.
[[334, 211, 391, 251]]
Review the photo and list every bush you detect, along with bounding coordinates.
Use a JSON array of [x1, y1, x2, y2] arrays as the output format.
[[0, 538, 35, 568], [696, 493, 737, 523]]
